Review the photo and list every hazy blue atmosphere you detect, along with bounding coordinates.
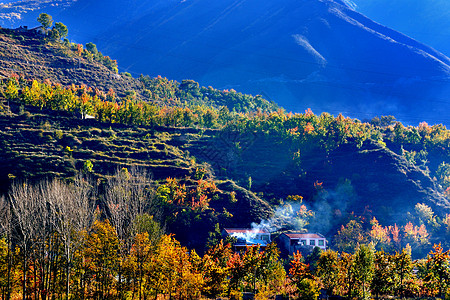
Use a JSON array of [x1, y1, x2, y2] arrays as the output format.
[[350, 0, 450, 56], [1, 0, 450, 125]]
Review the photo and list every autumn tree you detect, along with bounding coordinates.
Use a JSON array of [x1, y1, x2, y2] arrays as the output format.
[[371, 250, 395, 299], [201, 240, 232, 298], [353, 243, 375, 300], [0, 196, 13, 300], [84, 219, 119, 299], [289, 251, 319, 300], [145, 234, 203, 299], [47, 175, 95, 298], [125, 232, 154, 300], [317, 249, 339, 297], [227, 251, 245, 298], [369, 217, 391, 251], [403, 221, 429, 251], [336, 252, 358, 298], [422, 243, 450, 298]]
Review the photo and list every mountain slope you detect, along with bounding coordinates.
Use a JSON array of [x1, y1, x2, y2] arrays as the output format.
[[53, 0, 450, 125], [0, 28, 141, 97], [351, 0, 450, 57], [3, 0, 450, 125]]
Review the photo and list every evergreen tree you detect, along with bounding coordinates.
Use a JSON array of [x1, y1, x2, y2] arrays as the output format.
[[37, 13, 53, 31]]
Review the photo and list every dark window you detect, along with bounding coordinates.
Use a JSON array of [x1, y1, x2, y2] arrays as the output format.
[[310, 240, 315, 246], [318, 240, 324, 246]]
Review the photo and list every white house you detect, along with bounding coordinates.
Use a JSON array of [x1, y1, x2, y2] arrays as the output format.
[[29, 26, 46, 35], [278, 232, 327, 255]]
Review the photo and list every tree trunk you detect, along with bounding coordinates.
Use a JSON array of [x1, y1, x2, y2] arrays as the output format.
[[22, 255, 27, 300], [6, 236, 11, 300], [33, 258, 38, 300], [66, 260, 70, 299], [139, 263, 143, 300]]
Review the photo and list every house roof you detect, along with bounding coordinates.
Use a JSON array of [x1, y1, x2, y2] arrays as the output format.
[[29, 26, 45, 32], [223, 228, 270, 234], [283, 233, 325, 239]]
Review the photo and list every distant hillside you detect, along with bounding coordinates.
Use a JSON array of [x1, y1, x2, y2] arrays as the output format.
[[0, 101, 273, 249], [49, 0, 450, 126], [351, 0, 450, 57], [3, 69, 450, 253], [0, 27, 141, 98], [0, 0, 76, 27], [0, 28, 277, 112], [3, 0, 450, 125]]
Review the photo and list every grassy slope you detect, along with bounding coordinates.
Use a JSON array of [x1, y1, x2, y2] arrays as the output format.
[[0, 28, 142, 97], [0, 102, 273, 250]]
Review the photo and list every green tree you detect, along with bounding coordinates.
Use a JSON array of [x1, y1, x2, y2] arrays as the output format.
[[82, 160, 93, 173], [334, 219, 367, 253], [37, 13, 53, 31], [423, 243, 450, 298], [4, 80, 18, 101], [305, 246, 322, 274], [393, 247, 414, 298], [371, 250, 395, 299], [54, 22, 68, 39], [86, 42, 98, 55], [354, 244, 375, 300], [436, 162, 450, 190], [317, 249, 339, 296]]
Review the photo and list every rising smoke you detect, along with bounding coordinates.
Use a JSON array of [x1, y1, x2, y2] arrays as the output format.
[[247, 179, 357, 238]]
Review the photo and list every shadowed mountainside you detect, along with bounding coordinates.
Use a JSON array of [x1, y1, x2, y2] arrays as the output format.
[[54, 0, 450, 125], [3, 0, 450, 124]]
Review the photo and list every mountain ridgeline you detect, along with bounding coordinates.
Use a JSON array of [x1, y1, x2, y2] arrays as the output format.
[[51, 0, 450, 126], [3, 0, 450, 124]]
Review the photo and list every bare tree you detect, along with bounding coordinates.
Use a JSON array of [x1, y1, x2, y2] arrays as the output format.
[[47, 174, 96, 299], [104, 166, 156, 293], [33, 179, 57, 300], [9, 179, 47, 300], [0, 196, 12, 300]]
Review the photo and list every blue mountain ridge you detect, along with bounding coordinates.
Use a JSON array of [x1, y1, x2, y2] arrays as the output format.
[[350, 0, 450, 58], [2, 0, 450, 125]]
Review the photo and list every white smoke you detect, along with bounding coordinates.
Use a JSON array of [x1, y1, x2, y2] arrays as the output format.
[[251, 202, 313, 233], [228, 202, 314, 244], [309, 180, 356, 233]]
